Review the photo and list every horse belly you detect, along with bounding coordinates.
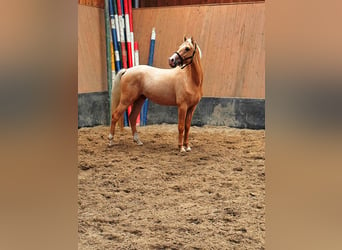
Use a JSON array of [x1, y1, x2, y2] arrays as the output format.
[[144, 87, 177, 106], [143, 83, 177, 106]]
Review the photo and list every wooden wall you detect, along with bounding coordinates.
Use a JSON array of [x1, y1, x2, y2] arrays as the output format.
[[78, 4, 107, 93], [133, 2, 265, 98], [77, 2, 265, 98]]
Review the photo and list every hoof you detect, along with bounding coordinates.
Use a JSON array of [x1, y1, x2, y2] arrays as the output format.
[[179, 146, 186, 153], [135, 140, 143, 146], [108, 140, 114, 147], [186, 146, 191, 152], [133, 132, 143, 146], [108, 134, 113, 140]]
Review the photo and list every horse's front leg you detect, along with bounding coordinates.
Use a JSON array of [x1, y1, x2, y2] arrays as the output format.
[[184, 105, 196, 152], [177, 105, 187, 152]]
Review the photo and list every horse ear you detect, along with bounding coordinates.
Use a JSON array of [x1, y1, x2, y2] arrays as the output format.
[[191, 37, 194, 44], [183, 36, 187, 42]]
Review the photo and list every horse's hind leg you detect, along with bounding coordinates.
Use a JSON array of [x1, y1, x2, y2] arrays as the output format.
[[184, 105, 196, 152], [129, 96, 146, 145], [108, 103, 129, 147]]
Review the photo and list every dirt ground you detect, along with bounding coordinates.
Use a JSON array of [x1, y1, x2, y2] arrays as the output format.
[[78, 124, 265, 249]]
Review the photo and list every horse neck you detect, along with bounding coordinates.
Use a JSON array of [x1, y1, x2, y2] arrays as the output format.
[[188, 52, 203, 87]]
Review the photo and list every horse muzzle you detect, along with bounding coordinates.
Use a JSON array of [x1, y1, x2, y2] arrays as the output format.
[[168, 53, 181, 68]]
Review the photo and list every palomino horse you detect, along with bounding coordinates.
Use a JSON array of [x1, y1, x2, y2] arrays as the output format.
[[108, 36, 203, 152]]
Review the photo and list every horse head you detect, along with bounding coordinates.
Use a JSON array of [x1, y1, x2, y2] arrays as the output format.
[[169, 36, 198, 69]]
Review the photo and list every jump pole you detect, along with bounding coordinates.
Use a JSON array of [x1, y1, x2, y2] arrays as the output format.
[[141, 27, 156, 126], [123, 0, 133, 68], [112, 0, 123, 69], [116, 0, 128, 69], [133, 0, 139, 8], [134, 42, 139, 66], [128, 0, 135, 66], [110, 42, 115, 79], [104, 0, 113, 121], [123, 0, 136, 126], [108, 0, 121, 73], [134, 41, 140, 125], [116, 0, 129, 126], [129, 0, 140, 125]]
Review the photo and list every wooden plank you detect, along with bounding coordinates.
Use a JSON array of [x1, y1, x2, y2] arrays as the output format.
[[78, 5, 107, 93], [133, 3, 264, 98]]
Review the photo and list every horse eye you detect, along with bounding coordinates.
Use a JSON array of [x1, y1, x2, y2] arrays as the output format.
[[185, 47, 190, 52]]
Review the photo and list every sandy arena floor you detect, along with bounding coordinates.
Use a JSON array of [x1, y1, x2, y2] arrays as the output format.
[[78, 124, 265, 249]]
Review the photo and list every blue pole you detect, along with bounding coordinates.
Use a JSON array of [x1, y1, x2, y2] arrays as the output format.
[[104, 0, 112, 123], [117, 0, 129, 126], [109, 0, 121, 73], [141, 27, 156, 126], [148, 28, 156, 66], [112, 0, 122, 67]]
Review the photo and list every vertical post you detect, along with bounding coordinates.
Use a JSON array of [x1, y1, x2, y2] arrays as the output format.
[[128, 0, 134, 66], [116, 0, 129, 126], [110, 42, 115, 81], [104, 0, 112, 123], [134, 42, 139, 66], [148, 27, 156, 66], [109, 0, 121, 73], [141, 27, 156, 126], [134, 42, 140, 125], [123, 0, 133, 68], [124, 0, 136, 126], [116, 0, 128, 69], [133, 0, 139, 8], [113, 0, 123, 66]]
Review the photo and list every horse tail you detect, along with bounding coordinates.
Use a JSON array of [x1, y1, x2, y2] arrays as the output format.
[[111, 69, 126, 129]]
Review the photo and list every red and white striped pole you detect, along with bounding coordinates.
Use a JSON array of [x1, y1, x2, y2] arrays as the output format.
[[134, 41, 140, 125], [123, 0, 133, 68], [134, 42, 139, 66], [116, 0, 127, 69], [128, 0, 134, 66], [123, 0, 136, 125]]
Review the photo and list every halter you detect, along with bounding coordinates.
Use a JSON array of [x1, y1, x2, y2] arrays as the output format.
[[174, 43, 197, 69]]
